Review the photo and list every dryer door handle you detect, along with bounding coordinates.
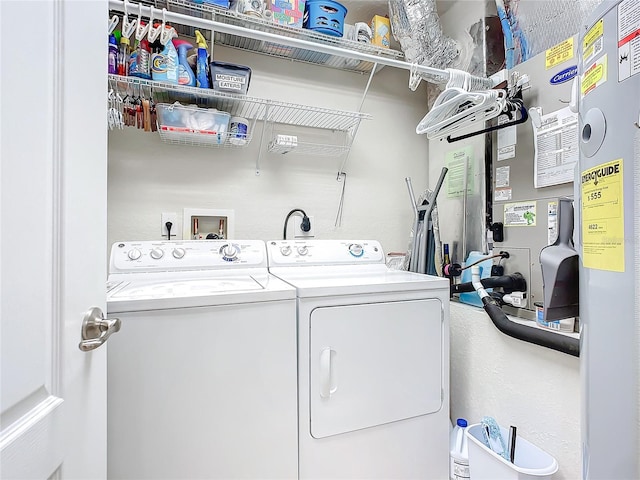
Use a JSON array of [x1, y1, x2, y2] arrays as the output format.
[[320, 348, 337, 398]]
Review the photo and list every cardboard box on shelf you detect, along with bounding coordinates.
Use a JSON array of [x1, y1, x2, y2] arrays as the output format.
[[267, 0, 305, 28], [370, 15, 390, 48]]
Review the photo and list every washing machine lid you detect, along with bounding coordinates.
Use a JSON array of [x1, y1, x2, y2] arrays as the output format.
[[107, 272, 296, 313], [270, 265, 449, 297]]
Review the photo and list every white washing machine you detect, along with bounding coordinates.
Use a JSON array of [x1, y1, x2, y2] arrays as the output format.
[[267, 239, 450, 479], [106, 240, 298, 480]]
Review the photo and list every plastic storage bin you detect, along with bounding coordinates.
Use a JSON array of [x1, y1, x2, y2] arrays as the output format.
[[466, 424, 558, 480], [156, 103, 231, 145], [209, 61, 252, 95], [303, 0, 347, 37]]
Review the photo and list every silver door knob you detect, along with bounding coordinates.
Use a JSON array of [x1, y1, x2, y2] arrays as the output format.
[[78, 307, 121, 352]]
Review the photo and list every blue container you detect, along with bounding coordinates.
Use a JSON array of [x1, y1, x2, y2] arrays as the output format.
[[303, 0, 347, 37]]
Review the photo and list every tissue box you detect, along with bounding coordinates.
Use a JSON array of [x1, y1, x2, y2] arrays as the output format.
[[370, 15, 390, 48], [267, 0, 305, 27]]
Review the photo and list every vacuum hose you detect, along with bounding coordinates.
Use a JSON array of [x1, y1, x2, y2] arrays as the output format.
[[469, 266, 580, 357]]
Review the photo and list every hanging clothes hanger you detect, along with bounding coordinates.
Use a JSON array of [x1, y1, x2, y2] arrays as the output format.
[[121, 1, 138, 39]]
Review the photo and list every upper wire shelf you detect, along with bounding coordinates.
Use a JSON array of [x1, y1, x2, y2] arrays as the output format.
[[108, 74, 371, 131], [111, 0, 404, 75]]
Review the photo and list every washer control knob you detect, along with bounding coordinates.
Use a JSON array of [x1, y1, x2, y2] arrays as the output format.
[[127, 248, 142, 261], [280, 245, 292, 256], [172, 248, 186, 259], [150, 248, 164, 260], [221, 244, 239, 261], [297, 246, 308, 256], [349, 243, 364, 257]]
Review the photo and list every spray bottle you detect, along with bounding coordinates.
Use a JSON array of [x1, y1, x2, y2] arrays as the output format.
[[194, 30, 210, 88], [172, 39, 196, 87]]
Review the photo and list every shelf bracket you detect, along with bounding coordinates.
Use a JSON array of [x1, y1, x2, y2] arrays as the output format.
[[336, 63, 377, 179], [255, 102, 271, 176]]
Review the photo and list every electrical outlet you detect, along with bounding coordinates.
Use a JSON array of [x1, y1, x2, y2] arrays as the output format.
[[161, 212, 178, 239], [293, 215, 314, 238]]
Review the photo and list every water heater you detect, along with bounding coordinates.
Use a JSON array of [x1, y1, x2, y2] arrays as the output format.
[[578, 0, 640, 478]]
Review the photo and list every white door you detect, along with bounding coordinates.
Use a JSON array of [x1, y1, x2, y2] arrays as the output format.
[[309, 299, 444, 438], [1, 1, 108, 478]]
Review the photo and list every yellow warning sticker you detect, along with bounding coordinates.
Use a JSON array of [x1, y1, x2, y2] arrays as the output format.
[[581, 54, 608, 97], [581, 159, 625, 272], [583, 19, 604, 52], [546, 38, 575, 69]]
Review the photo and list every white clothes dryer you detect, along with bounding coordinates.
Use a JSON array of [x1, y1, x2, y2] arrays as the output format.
[[107, 240, 297, 480], [267, 239, 450, 480]]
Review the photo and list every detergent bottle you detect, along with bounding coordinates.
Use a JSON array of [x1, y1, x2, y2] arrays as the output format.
[[151, 25, 178, 84], [194, 30, 210, 88], [172, 39, 196, 87]]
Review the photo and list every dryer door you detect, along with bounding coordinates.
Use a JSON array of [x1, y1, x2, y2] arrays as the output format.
[[309, 299, 443, 438]]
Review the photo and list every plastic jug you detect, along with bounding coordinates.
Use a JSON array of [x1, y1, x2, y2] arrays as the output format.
[[450, 418, 470, 480], [458, 251, 493, 307]]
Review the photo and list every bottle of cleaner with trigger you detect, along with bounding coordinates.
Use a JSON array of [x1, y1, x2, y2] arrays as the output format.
[[172, 39, 196, 87], [194, 30, 210, 88]]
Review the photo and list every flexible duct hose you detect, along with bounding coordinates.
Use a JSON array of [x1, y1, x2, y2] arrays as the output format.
[[482, 296, 580, 357]]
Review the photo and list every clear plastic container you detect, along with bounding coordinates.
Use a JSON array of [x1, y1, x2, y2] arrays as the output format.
[[450, 418, 470, 480]]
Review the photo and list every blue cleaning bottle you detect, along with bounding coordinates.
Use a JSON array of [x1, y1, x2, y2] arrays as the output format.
[[151, 26, 179, 84], [172, 39, 196, 87], [194, 30, 210, 88]]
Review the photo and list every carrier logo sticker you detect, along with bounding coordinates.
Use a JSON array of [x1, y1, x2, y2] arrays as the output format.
[[550, 65, 578, 85]]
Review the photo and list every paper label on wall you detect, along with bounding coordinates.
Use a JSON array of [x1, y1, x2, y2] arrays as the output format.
[[533, 107, 579, 188], [581, 54, 608, 97], [583, 19, 604, 66], [497, 115, 517, 161], [495, 166, 510, 187], [581, 159, 625, 272], [504, 202, 537, 227], [445, 146, 475, 197], [546, 38, 574, 69], [494, 188, 512, 202], [547, 201, 558, 245], [618, 0, 640, 81]]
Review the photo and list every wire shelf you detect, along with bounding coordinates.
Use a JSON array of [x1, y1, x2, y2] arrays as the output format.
[[164, 0, 404, 74], [268, 139, 348, 157], [110, 0, 403, 75], [108, 75, 370, 131]]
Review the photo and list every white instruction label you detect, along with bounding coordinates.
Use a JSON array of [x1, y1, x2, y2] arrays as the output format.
[[618, 0, 640, 81], [533, 107, 579, 188], [496, 166, 510, 187], [494, 188, 512, 202]]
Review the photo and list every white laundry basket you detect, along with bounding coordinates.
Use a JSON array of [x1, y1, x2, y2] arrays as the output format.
[[466, 424, 558, 480]]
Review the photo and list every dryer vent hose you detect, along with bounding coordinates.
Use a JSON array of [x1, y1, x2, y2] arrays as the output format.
[[481, 296, 580, 357]]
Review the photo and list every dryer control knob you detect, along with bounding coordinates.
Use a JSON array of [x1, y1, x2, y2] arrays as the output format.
[[172, 248, 186, 259], [150, 248, 164, 260], [127, 248, 142, 260], [349, 243, 364, 257], [221, 244, 239, 261], [297, 246, 308, 256], [280, 245, 292, 256]]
